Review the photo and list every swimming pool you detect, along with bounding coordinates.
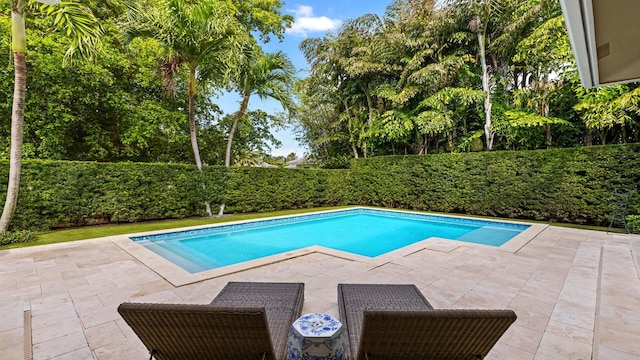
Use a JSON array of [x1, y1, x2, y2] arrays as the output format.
[[131, 208, 530, 273]]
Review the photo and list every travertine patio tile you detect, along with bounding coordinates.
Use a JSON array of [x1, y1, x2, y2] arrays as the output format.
[[423, 279, 480, 307], [486, 342, 534, 359], [50, 346, 94, 360], [558, 283, 597, 303], [0, 272, 17, 289], [73, 296, 122, 328], [522, 272, 566, 295], [360, 268, 407, 283], [515, 247, 553, 260], [32, 317, 84, 346], [538, 320, 593, 360], [15, 257, 35, 271], [84, 321, 126, 350], [369, 262, 412, 276], [0, 328, 23, 360], [602, 244, 637, 278], [3, 223, 639, 359], [301, 294, 336, 317], [484, 268, 531, 289], [549, 296, 596, 331], [500, 324, 543, 354], [68, 282, 120, 301], [533, 346, 580, 360], [31, 303, 82, 344], [508, 307, 550, 333], [6, 283, 42, 301], [454, 282, 519, 309], [509, 292, 557, 317], [32, 331, 88, 360], [403, 268, 442, 286], [92, 336, 149, 360], [599, 345, 640, 360], [41, 277, 88, 297], [451, 262, 496, 277], [598, 314, 640, 356], [0, 305, 23, 332]]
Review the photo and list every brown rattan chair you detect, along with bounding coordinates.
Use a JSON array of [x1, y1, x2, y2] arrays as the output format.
[[338, 284, 517, 360], [118, 282, 304, 360]]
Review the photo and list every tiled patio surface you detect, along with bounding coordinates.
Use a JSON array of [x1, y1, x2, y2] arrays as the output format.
[[1, 225, 639, 359]]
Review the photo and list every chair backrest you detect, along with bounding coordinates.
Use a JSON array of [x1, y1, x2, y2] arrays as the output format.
[[357, 309, 517, 360], [118, 303, 276, 360]]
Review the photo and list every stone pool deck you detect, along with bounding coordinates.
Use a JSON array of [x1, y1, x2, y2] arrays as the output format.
[[1, 225, 639, 359]]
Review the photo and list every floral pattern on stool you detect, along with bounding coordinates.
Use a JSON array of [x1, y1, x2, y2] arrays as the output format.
[[287, 313, 347, 360]]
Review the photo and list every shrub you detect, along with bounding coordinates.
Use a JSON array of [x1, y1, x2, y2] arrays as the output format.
[[0, 230, 35, 245], [350, 144, 640, 225], [628, 215, 640, 234], [0, 144, 638, 230]]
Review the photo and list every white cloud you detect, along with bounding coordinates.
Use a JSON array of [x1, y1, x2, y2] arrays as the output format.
[[286, 5, 343, 37]]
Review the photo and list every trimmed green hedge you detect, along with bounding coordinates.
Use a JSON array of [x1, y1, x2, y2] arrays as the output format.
[[0, 161, 209, 230], [349, 144, 640, 225], [222, 168, 352, 213], [629, 215, 640, 234], [0, 144, 638, 230]]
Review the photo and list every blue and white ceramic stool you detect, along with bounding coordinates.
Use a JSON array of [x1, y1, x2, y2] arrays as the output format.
[[287, 313, 347, 360]]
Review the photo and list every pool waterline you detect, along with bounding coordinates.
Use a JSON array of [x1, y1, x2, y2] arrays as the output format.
[[117, 208, 546, 284]]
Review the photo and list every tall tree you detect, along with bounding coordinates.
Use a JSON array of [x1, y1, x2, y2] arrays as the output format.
[[1, 0, 103, 232], [122, 0, 248, 216], [225, 46, 295, 167]]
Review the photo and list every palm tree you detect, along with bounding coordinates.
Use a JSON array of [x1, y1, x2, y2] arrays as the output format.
[[1, 0, 103, 232], [234, 150, 263, 167], [122, 0, 248, 216], [225, 47, 296, 167]]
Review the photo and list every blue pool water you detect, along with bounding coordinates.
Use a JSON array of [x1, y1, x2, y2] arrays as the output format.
[[131, 209, 529, 273]]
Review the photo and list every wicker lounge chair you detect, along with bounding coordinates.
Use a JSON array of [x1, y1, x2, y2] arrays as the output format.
[[338, 284, 517, 360], [118, 282, 304, 360]]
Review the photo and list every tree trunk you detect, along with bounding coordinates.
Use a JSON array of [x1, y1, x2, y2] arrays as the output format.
[[351, 143, 359, 159], [0, 10, 27, 232], [346, 125, 359, 159], [225, 93, 250, 167], [341, 98, 359, 159], [478, 32, 494, 150], [362, 84, 374, 159], [188, 67, 212, 217], [541, 74, 551, 146], [219, 93, 250, 217]]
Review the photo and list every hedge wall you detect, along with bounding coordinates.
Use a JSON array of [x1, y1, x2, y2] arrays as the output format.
[[349, 144, 640, 225], [222, 167, 353, 213], [0, 160, 351, 230], [0, 144, 638, 230], [0, 161, 211, 230]]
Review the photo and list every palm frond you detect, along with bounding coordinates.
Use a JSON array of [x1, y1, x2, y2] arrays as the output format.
[[41, 1, 104, 66]]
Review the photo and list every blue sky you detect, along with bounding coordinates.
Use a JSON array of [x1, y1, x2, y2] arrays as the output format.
[[215, 0, 394, 157]]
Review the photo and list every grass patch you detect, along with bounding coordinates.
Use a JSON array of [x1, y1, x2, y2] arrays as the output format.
[[1, 207, 348, 250]]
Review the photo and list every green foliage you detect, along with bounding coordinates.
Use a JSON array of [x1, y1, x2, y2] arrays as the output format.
[[0, 230, 35, 245], [628, 215, 640, 234], [349, 144, 640, 225], [0, 160, 352, 230], [1, 160, 208, 230], [2, 145, 638, 230], [222, 168, 352, 213]]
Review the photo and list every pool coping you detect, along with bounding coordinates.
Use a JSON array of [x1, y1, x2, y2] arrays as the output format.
[[111, 207, 548, 287]]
